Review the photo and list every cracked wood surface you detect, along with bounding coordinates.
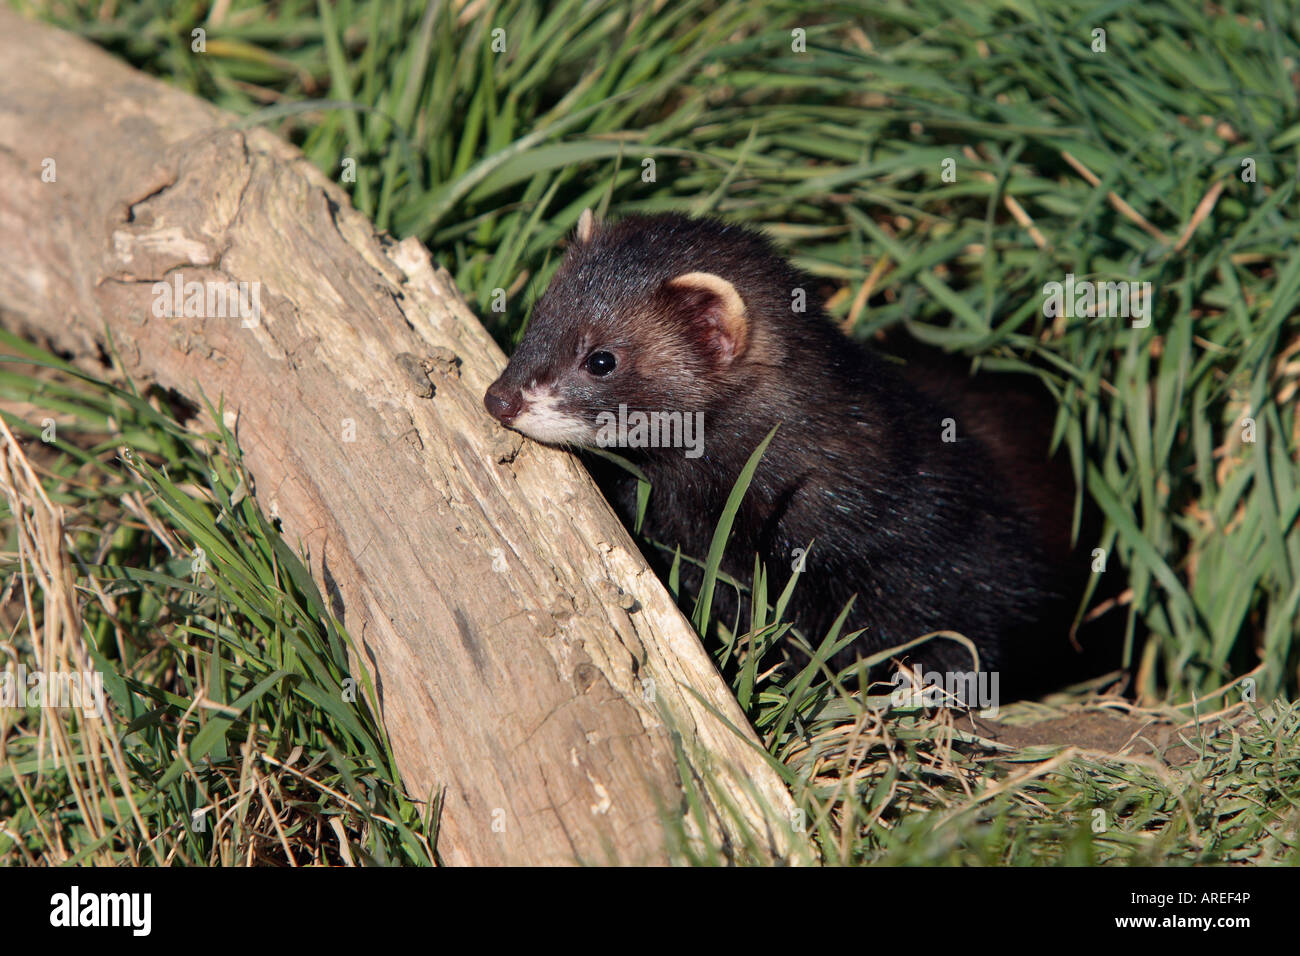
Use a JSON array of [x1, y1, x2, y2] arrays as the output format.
[[0, 9, 804, 865]]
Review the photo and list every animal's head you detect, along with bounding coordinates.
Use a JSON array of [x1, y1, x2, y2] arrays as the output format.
[[483, 209, 796, 448]]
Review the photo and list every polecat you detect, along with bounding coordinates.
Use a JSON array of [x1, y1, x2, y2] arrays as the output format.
[[484, 210, 1117, 694]]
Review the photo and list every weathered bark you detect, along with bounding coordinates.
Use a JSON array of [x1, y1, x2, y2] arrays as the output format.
[[0, 9, 804, 865]]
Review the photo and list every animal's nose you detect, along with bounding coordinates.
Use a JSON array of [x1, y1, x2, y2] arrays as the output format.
[[483, 383, 523, 424]]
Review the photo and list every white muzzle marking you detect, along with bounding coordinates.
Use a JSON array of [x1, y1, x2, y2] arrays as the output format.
[[512, 385, 595, 446]]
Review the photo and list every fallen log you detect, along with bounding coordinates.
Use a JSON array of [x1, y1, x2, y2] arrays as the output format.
[[0, 9, 804, 865]]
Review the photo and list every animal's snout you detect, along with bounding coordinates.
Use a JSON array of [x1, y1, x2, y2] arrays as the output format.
[[484, 381, 523, 424]]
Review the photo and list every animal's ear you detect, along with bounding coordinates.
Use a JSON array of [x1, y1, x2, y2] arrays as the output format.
[[575, 208, 598, 244], [662, 271, 749, 366]]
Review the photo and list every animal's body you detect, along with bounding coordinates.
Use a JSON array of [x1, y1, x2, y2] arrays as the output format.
[[485, 210, 1113, 693]]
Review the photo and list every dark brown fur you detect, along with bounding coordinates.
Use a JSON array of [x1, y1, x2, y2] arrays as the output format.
[[485, 213, 1121, 696]]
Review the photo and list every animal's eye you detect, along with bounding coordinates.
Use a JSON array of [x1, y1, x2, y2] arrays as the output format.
[[585, 350, 617, 376]]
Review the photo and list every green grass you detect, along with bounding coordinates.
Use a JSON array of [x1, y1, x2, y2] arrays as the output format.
[[4, 0, 1299, 864]]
